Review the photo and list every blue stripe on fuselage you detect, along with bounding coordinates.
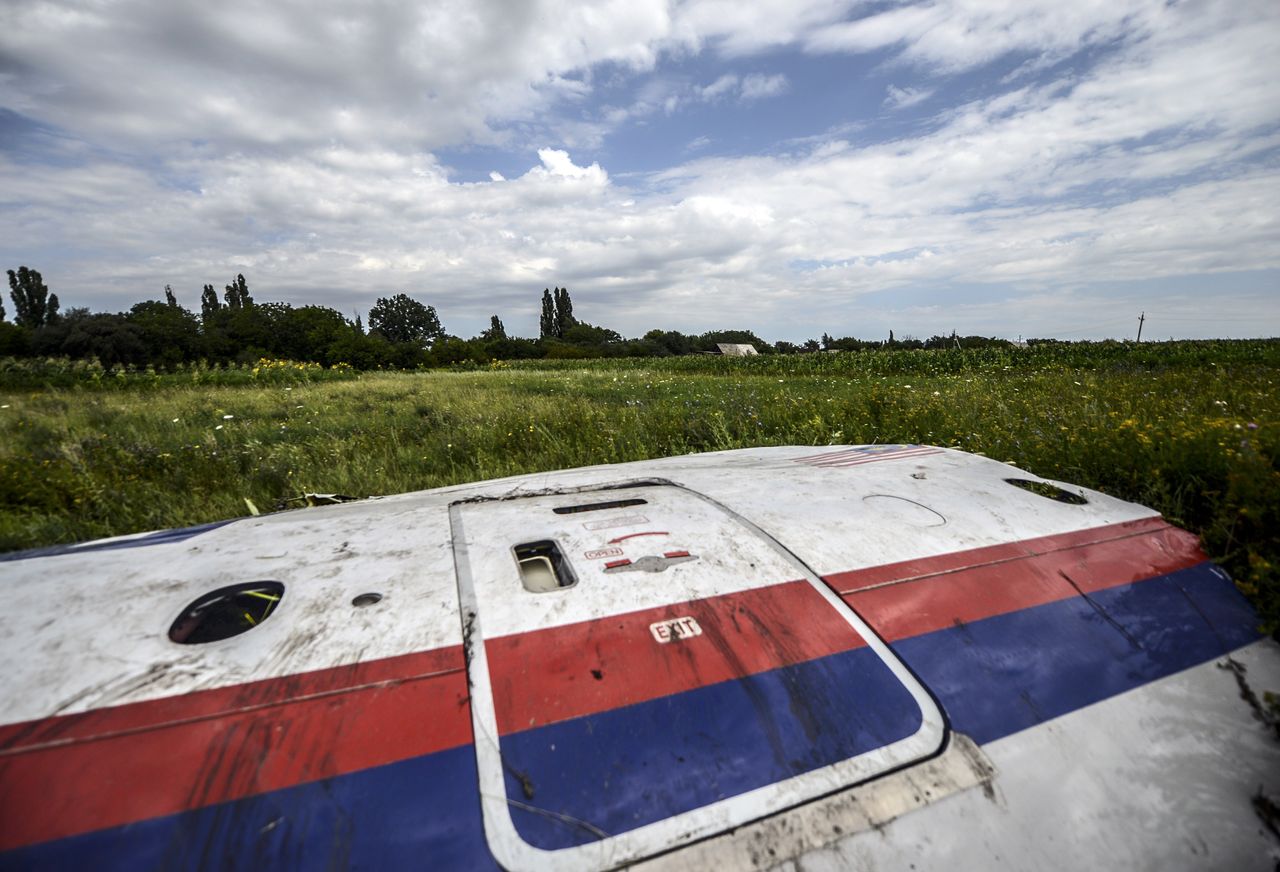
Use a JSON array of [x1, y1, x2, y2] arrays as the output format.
[[2, 562, 1259, 868], [890, 561, 1261, 745], [0, 520, 235, 563], [496, 645, 925, 850], [0, 744, 496, 872]]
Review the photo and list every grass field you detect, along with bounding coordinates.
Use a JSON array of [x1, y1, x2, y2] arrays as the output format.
[[2, 340, 1277, 631]]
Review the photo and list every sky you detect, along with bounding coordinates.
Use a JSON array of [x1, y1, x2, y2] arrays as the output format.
[[1, 0, 1278, 343]]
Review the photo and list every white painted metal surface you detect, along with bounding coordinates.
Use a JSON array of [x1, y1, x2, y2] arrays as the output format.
[[756, 640, 1280, 872], [0, 446, 1149, 723], [452, 484, 945, 871], [0, 445, 1275, 871]]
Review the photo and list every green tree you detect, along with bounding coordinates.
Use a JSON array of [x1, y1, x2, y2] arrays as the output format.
[[562, 321, 620, 346], [483, 335, 543, 360], [224, 274, 253, 310], [164, 285, 178, 308], [278, 306, 358, 364], [0, 322, 27, 355], [554, 286, 576, 337], [7, 266, 58, 328], [225, 301, 286, 360], [200, 285, 221, 324], [34, 309, 146, 367], [482, 314, 507, 341], [540, 288, 555, 339], [129, 300, 201, 366], [368, 293, 443, 346], [642, 329, 694, 356], [430, 336, 489, 366]]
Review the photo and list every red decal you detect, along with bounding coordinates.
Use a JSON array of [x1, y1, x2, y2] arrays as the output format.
[[605, 558, 632, 568], [664, 550, 691, 559], [584, 547, 624, 560]]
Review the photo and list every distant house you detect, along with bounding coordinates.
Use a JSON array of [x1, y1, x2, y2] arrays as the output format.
[[716, 343, 758, 357]]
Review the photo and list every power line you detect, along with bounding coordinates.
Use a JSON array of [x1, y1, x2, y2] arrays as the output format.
[[1144, 314, 1268, 323]]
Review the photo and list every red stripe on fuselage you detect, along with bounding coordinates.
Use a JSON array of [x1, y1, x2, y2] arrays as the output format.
[[0, 517, 1207, 852], [486, 580, 865, 736], [835, 518, 1206, 641], [0, 648, 468, 852], [826, 516, 1174, 593], [0, 647, 464, 753]]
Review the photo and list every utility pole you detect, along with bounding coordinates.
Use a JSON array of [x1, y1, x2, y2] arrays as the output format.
[[1136, 311, 1145, 342]]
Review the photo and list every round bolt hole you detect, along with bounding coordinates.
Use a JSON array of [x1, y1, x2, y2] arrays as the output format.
[[352, 592, 383, 607]]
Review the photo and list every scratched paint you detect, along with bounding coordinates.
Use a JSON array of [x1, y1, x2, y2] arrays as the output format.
[[0, 446, 1276, 871], [449, 484, 945, 869]]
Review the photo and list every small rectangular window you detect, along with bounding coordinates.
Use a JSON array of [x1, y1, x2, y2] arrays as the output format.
[[551, 498, 647, 515], [514, 540, 577, 592]]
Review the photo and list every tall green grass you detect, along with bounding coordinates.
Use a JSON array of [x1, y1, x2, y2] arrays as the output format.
[[2, 343, 1277, 631]]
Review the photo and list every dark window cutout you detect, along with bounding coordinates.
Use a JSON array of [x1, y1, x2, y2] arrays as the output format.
[[552, 498, 647, 515], [169, 581, 285, 644], [514, 540, 577, 592], [352, 592, 383, 607], [1005, 478, 1089, 505]]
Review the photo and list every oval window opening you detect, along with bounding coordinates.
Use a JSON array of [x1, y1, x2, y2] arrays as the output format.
[[1005, 478, 1088, 505], [169, 581, 285, 644]]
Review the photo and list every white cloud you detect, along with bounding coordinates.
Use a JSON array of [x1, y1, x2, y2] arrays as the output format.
[[1, 0, 1278, 340], [883, 84, 934, 110], [0, 0, 675, 151], [670, 0, 862, 57], [739, 73, 789, 100], [700, 74, 740, 100], [532, 149, 609, 185], [696, 72, 789, 103], [804, 0, 1166, 72]]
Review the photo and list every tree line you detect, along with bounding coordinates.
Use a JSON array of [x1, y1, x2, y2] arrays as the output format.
[[1, 267, 1014, 369]]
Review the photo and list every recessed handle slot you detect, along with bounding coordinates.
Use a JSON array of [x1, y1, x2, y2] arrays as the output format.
[[514, 540, 577, 592], [552, 498, 647, 515]]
